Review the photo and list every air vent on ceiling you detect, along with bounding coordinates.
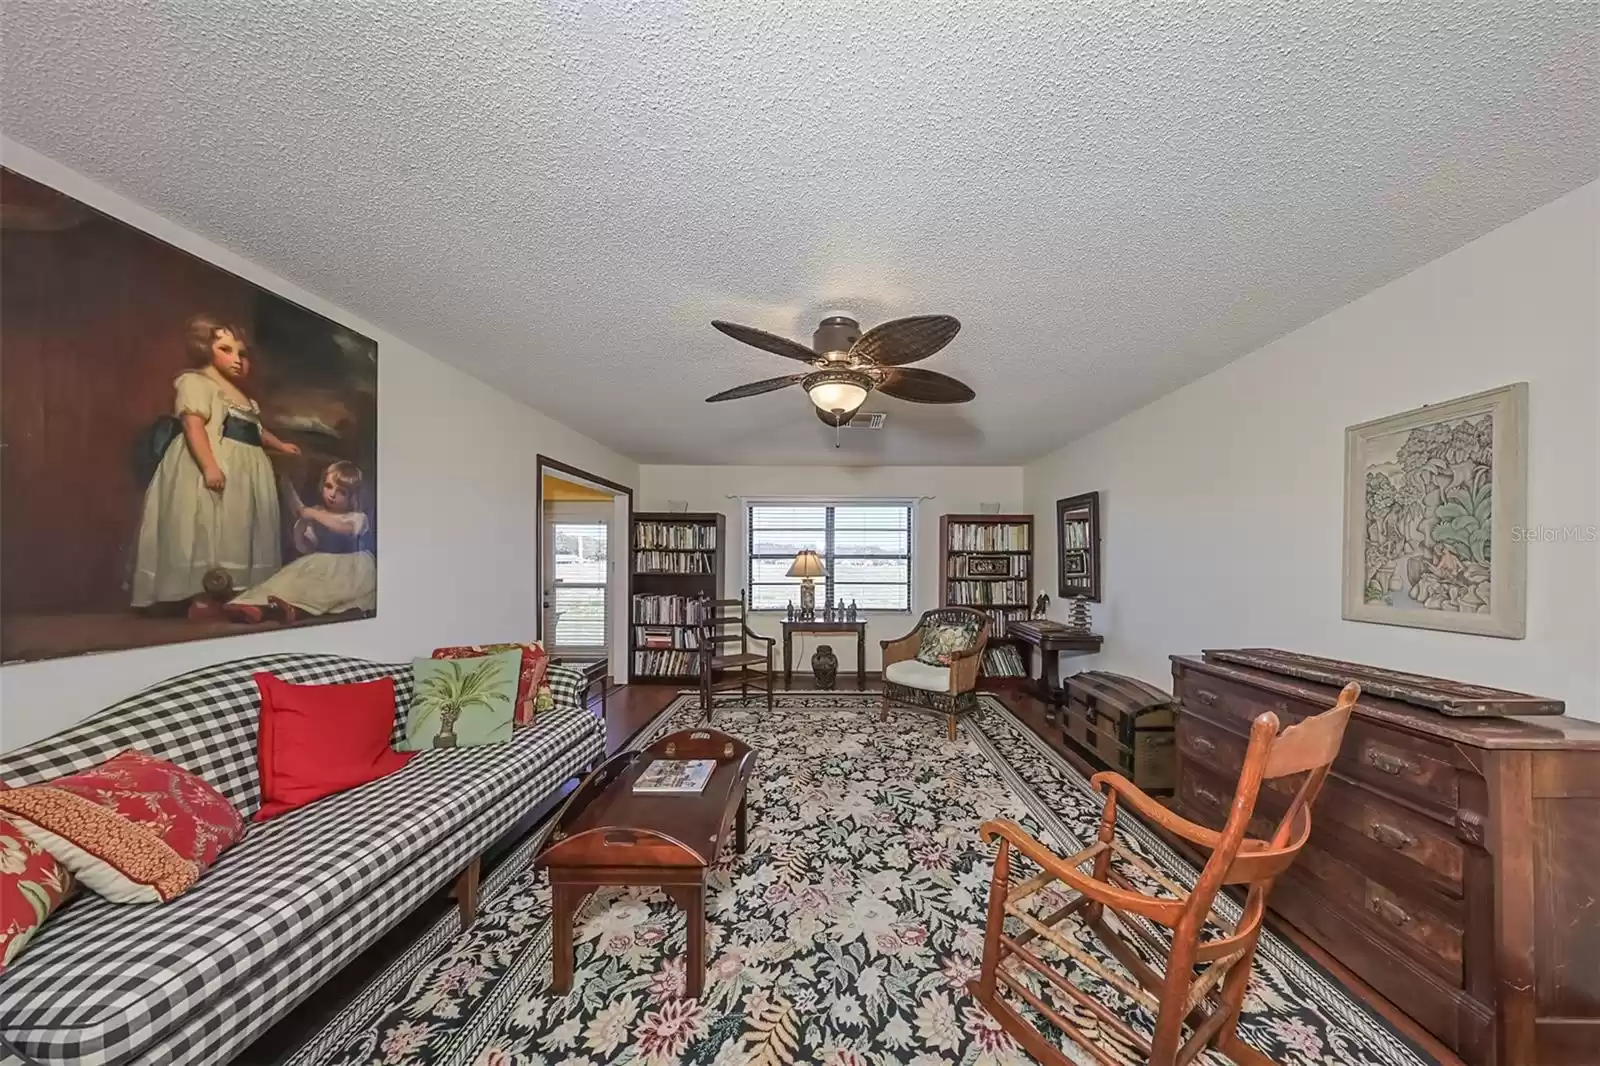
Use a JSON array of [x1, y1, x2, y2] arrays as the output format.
[[843, 411, 887, 430]]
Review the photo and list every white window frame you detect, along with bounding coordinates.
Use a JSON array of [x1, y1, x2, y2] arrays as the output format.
[[742, 497, 916, 614]]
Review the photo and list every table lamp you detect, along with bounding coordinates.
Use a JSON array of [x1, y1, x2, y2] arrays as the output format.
[[786, 549, 826, 620]]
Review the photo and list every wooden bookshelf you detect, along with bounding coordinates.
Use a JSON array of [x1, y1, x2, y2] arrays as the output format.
[[629, 512, 726, 683], [940, 514, 1035, 688]]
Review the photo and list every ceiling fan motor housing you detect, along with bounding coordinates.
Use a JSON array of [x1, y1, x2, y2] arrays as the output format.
[[813, 316, 860, 362]]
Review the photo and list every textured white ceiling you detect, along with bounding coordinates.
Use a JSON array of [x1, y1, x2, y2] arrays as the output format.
[[3, 2, 1595, 465]]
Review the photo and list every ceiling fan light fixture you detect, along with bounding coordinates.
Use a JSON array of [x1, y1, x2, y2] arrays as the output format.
[[803, 368, 872, 422]]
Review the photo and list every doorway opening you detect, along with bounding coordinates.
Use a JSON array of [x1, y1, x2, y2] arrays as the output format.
[[536, 457, 632, 680]]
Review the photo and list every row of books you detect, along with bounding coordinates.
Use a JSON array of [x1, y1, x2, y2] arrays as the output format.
[[947, 580, 1029, 605], [634, 522, 717, 551], [634, 550, 714, 574], [631, 594, 711, 625], [948, 523, 1030, 552], [634, 625, 703, 650], [979, 607, 1032, 635], [1061, 518, 1092, 550], [981, 643, 1028, 678], [946, 554, 1030, 578], [632, 650, 702, 677]]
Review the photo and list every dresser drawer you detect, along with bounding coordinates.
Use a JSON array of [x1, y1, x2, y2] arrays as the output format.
[[1175, 671, 1307, 733], [1337, 717, 1460, 812], [1294, 839, 1464, 984], [1314, 774, 1464, 896]]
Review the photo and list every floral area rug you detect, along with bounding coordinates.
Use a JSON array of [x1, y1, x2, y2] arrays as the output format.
[[290, 693, 1432, 1066]]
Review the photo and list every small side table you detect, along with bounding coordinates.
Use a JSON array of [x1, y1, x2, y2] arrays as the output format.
[[781, 620, 867, 689], [1005, 622, 1102, 719]]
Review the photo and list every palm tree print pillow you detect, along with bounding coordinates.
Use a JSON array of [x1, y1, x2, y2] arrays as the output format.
[[400, 650, 520, 750]]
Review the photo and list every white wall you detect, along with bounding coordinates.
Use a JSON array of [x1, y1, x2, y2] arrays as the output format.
[[638, 465, 1026, 674], [0, 139, 639, 750], [1024, 182, 1600, 718]]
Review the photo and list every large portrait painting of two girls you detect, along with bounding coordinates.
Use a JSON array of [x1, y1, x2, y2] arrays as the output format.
[[0, 167, 379, 663]]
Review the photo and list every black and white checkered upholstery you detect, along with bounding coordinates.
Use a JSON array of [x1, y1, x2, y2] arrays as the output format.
[[545, 662, 587, 712], [0, 653, 604, 1066]]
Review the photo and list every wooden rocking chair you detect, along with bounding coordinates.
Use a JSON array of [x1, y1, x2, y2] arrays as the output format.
[[968, 682, 1360, 1066]]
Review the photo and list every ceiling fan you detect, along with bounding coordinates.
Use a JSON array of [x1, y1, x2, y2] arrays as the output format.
[[705, 314, 973, 428]]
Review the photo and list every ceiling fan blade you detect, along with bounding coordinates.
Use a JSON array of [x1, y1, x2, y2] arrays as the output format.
[[875, 367, 975, 404], [711, 320, 818, 363], [848, 315, 960, 366], [705, 374, 807, 402]]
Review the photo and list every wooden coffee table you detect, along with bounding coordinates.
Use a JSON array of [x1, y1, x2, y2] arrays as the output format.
[[535, 727, 755, 998]]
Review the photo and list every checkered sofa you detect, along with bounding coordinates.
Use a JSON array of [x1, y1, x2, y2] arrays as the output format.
[[0, 652, 604, 1066]]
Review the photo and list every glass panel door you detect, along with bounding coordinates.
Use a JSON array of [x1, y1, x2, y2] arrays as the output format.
[[546, 519, 608, 651]]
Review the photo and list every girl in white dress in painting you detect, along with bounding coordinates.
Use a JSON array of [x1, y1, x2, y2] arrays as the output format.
[[225, 461, 376, 623], [131, 315, 300, 611]]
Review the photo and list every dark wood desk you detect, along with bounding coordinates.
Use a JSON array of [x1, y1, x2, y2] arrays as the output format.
[[780, 619, 867, 688], [1005, 621, 1102, 715]]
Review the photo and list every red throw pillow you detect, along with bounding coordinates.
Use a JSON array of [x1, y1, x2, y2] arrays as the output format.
[[0, 752, 244, 904], [253, 672, 416, 822], [1, 792, 77, 970], [432, 642, 548, 724]]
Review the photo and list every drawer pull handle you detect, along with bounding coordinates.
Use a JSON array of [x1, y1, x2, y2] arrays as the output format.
[[1192, 784, 1225, 807], [1187, 736, 1216, 757], [1195, 689, 1220, 707], [1367, 822, 1415, 851], [1368, 897, 1412, 927], [1364, 749, 1415, 776]]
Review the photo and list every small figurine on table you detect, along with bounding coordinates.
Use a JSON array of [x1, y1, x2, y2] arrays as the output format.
[[1033, 592, 1050, 619], [847, 599, 858, 622], [786, 600, 795, 622]]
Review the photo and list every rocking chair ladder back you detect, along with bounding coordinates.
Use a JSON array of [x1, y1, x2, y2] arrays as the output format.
[[968, 681, 1361, 1066], [697, 589, 775, 717]]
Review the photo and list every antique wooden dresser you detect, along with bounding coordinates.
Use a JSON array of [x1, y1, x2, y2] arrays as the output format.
[[1054, 670, 1178, 796], [1170, 650, 1600, 1066]]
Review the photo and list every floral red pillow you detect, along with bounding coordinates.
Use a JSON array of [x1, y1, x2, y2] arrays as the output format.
[[1, 801, 76, 970], [433, 641, 549, 724], [0, 751, 245, 904]]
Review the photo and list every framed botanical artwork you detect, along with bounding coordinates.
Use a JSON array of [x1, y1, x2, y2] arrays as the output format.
[[1, 168, 379, 663], [1056, 491, 1101, 601], [1342, 383, 1527, 638]]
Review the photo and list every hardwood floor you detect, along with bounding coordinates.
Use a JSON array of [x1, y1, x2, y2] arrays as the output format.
[[244, 680, 1459, 1066]]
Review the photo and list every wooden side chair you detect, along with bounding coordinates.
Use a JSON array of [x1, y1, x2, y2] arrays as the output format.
[[880, 606, 990, 739], [697, 589, 774, 719], [968, 682, 1361, 1066]]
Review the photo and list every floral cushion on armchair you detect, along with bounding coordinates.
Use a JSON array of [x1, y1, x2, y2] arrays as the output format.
[[915, 616, 983, 666]]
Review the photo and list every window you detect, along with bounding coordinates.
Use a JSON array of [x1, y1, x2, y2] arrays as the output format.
[[747, 502, 912, 611]]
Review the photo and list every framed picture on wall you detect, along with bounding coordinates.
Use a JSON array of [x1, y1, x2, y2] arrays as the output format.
[[0, 168, 379, 663], [1056, 491, 1101, 601], [1342, 382, 1527, 638]]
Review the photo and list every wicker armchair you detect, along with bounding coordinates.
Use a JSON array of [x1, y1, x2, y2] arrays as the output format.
[[879, 606, 990, 739]]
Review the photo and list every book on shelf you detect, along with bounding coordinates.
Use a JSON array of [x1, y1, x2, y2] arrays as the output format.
[[633, 625, 702, 650], [946, 579, 1030, 605], [632, 758, 715, 794], [634, 522, 717, 551], [978, 607, 1031, 635], [632, 649, 702, 677], [634, 550, 714, 574], [981, 643, 1028, 678], [948, 522, 1030, 552], [631, 594, 710, 625]]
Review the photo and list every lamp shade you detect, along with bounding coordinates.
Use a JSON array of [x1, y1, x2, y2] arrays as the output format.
[[785, 549, 826, 579]]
